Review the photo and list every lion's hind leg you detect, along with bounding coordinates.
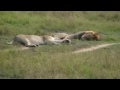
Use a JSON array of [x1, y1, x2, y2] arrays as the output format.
[[24, 39, 37, 47]]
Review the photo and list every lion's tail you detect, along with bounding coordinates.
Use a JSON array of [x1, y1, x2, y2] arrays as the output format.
[[6, 41, 14, 45]]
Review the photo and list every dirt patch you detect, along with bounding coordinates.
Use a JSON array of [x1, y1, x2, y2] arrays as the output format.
[[72, 43, 118, 54]]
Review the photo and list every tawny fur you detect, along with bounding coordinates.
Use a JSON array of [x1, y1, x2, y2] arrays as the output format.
[[65, 31, 101, 41], [51, 33, 69, 40], [6, 34, 71, 47], [81, 33, 100, 41]]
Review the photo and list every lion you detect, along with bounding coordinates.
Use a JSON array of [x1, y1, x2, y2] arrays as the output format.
[[51, 32, 69, 40], [51, 31, 93, 40], [6, 34, 71, 47], [65, 31, 101, 41], [51, 32, 84, 40], [81, 33, 101, 41]]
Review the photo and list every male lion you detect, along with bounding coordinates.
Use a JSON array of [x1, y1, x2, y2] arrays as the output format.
[[51, 32, 69, 40], [65, 31, 101, 41], [81, 33, 101, 41], [6, 34, 71, 47]]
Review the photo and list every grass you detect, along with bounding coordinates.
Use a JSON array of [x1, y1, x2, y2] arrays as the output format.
[[0, 11, 120, 79], [0, 44, 120, 79]]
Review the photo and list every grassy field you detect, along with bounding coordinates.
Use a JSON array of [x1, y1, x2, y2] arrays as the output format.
[[0, 11, 120, 79]]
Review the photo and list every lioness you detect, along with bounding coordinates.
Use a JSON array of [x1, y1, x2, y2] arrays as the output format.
[[6, 34, 71, 47]]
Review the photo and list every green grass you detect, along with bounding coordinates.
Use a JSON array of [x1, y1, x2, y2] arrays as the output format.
[[0, 44, 120, 79], [0, 11, 120, 79]]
